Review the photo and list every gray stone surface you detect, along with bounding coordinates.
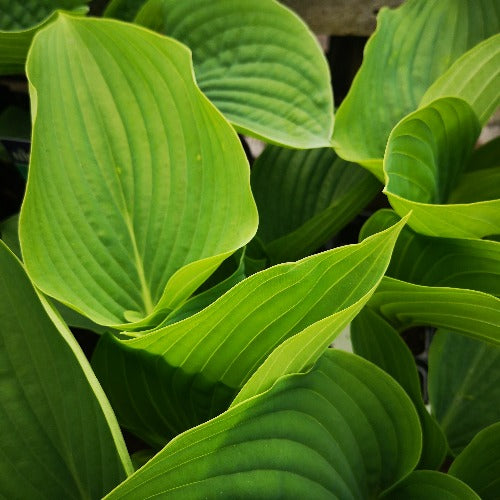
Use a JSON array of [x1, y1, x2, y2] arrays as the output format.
[[282, 0, 405, 35]]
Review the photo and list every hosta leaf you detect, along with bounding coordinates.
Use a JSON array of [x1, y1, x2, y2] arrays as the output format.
[[250, 145, 380, 264], [105, 350, 421, 499], [368, 277, 500, 345], [332, 0, 500, 178], [428, 330, 500, 455], [449, 422, 500, 499], [360, 209, 500, 296], [135, 0, 333, 148], [384, 97, 500, 238], [0, 0, 88, 74], [0, 213, 21, 258], [448, 167, 500, 204], [351, 308, 446, 470], [420, 34, 500, 125], [382, 471, 479, 500], [20, 15, 257, 330], [104, 0, 144, 21], [0, 241, 132, 498], [92, 218, 405, 446], [467, 136, 500, 171]]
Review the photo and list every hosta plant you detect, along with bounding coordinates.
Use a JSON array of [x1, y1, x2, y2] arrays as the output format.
[[0, 0, 499, 498]]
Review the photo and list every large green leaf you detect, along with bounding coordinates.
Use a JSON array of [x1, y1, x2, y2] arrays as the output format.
[[20, 15, 258, 330], [351, 307, 447, 470], [0, 241, 132, 498], [135, 0, 333, 148], [331, 0, 500, 179], [428, 330, 500, 455], [368, 277, 500, 345], [0, 0, 88, 74], [384, 97, 500, 238], [92, 219, 405, 446], [420, 34, 500, 125], [104, 0, 144, 21], [105, 349, 421, 499], [360, 209, 500, 296], [382, 471, 480, 500], [449, 422, 500, 499], [250, 145, 380, 264], [467, 136, 500, 171]]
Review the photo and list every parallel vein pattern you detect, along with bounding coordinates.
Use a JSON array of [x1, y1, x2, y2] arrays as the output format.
[[92, 221, 404, 446], [105, 350, 421, 499], [0, 242, 132, 499], [20, 15, 257, 328], [136, 0, 334, 148]]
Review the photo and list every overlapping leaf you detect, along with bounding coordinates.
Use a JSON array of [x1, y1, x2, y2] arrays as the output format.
[[420, 34, 500, 125], [0, 0, 88, 74], [135, 0, 333, 148], [449, 422, 500, 499], [360, 209, 500, 296], [382, 471, 479, 500], [105, 350, 421, 499], [368, 277, 500, 345], [351, 307, 447, 470], [428, 330, 500, 455], [104, 0, 144, 21], [384, 97, 500, 238], [92, 219, 405, 446], [20, 15, 257, 330], [250, 145, 380, 264], [331, 0, 500, 178], [0, 241, 132, 498]]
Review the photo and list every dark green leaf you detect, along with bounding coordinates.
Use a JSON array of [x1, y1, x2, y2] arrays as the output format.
[[428, 330, 500, 455], [351, 307, 446, 470], [105, 350, 421, 499], [251, 145, 380, 264], [0, 241, 132, 498], [449, 422, 500, 499]]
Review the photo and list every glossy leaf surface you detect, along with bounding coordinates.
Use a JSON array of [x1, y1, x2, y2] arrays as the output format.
[[251, 145, 380, 264], [0, 0, 88, 74], [382, 471, 479, 500], [106, 350, 421, 499], [0, 241, 132, 498], [428, 330, 500, 455], [20, 15, 257, 329], [449, 422, 500, 499], [384, 97, 500, 238], [360, 209, 500, 296], [332, 0, 499, 178], [136, 0, 333, 148], [369, 277, 500, 345], [92, 219, 404, 446], [351, 307, 446, 470]]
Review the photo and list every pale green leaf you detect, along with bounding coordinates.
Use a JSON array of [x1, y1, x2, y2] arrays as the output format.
[[382, 471, 480, 500], [20, 15, 257, 330], [368, 277, 500, 345], [105, 350, 421, 499], [384, 97, 500, 238], [135, 0, 334, 148], [0, 0, 88, 74], [332, 0, 499, 179], [428, 330, 500, 455], [449, 422, 500, 499], [0, 241, 132, 498], [360, 209, 500, 296], [420, 34, 500, 125], [351, 308, 447, 470], [92, 218, 405, 446], [250, 145, 380, 264]]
